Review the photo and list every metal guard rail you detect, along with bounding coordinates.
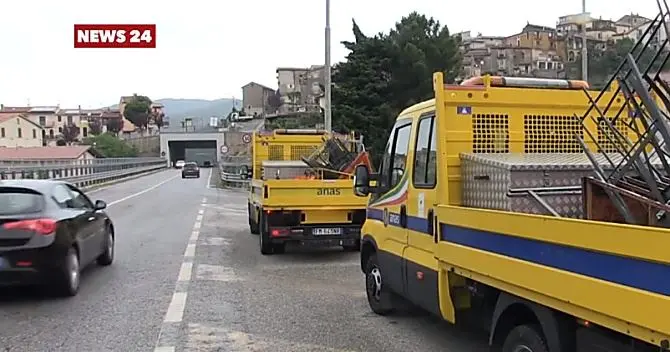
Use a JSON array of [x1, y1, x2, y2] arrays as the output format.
[[0, 158, 167, 189]]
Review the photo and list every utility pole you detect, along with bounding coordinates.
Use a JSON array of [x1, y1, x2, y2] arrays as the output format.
[[581, 0, 588, 82], [324, 0, 332, 132]]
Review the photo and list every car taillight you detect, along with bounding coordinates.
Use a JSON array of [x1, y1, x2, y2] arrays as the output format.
[[2, 218, 57, 235], [270, 228, 289, 237]]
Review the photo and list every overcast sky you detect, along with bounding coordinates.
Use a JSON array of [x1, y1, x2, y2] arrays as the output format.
[[0, 0, 660, 108]]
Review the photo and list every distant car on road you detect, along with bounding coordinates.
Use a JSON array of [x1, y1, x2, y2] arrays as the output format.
[[182, 162, 200, 178], [0, 179, 115, 297], [175, 160, 186, 169]]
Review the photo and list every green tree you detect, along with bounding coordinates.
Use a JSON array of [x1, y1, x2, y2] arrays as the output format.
[[123, 94, 152, 133], [105, 118, 123, 136], [82, 132, 138, 157], [568, 38, 669, 89], [89, 118, 103, 135], [61, 123, 80, 145], [332, 13, 461, 163]]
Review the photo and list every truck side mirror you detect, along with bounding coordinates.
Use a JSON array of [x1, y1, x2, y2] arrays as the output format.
[[353, 164, 371, 197]]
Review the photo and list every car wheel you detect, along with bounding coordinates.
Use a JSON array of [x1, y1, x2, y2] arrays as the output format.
[[54, 247, 80, 297], [502, 325, 549, 352], [97, 226, 114, 266], [248, 204, 260, 235], [365, 253, 396, 315]]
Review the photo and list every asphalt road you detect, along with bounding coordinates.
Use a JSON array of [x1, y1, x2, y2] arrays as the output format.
[[0, 168, 489, 352]]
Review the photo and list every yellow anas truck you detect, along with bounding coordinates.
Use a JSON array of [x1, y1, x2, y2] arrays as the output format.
[[246, 129, 372, 255], [352, 73, 670, 352]]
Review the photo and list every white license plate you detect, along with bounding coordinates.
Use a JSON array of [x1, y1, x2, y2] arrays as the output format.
[[313, 228, 342, 236]]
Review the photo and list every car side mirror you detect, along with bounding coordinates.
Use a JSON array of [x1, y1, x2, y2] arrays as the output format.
[[94, 200, 107, 210], [353, 164, 371, 197]]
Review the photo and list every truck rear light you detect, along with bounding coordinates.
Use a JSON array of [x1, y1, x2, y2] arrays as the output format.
[[2, 218, 57, 235], [270, 228, 289, 237]]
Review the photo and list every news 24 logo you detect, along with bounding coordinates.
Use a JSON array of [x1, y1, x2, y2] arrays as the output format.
[[74, 24, 156, 48]]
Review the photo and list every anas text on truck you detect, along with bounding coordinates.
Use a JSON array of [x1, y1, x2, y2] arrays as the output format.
[[247, 129, 373, 255], [351, 9, 670, 351]]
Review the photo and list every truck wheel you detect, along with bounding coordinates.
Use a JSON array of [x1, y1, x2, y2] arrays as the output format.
[[501, 325, 549, 352], [248, 204, 259, 235], [364, 253, 395, 315], [259, 212, 274, 255]]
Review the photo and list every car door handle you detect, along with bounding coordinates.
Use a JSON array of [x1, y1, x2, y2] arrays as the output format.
[[88, 216, 95, 221]]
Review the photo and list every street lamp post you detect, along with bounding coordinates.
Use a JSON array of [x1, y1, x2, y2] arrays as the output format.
[[324, 0, 332, 132], [581, 0, 588, 82]]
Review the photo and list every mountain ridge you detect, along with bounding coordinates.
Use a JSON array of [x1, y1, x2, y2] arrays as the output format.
[[108, 97, 242, 130]]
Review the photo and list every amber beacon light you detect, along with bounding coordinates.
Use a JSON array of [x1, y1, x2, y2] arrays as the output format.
[[73, 24, 156, 48]]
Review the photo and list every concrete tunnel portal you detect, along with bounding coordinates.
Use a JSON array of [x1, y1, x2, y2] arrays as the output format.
[[159, 132, 226, 168], [168, 140, 217, 166]]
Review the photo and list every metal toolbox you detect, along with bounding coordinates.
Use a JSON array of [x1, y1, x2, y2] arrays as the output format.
[[460, 153, 624, 218], [261, 160, 312, 180]]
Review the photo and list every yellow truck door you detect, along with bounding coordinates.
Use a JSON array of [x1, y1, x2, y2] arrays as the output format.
[[403, 112, 442, 316], [366, 119, 413, 295]]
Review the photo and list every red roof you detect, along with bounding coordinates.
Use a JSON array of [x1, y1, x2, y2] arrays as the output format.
[[0, 146, 93, 160]]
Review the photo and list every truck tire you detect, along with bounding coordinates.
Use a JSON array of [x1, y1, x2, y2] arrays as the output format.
[[248, 204, 259, 235], [501, 325, 549, 352], [259, 211, 274, 255], [364, 253, 396, 315]]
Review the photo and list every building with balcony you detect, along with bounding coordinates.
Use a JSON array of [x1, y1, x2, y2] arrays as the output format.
[[0, 114, 44, 148], [276, 65, 325, 115]]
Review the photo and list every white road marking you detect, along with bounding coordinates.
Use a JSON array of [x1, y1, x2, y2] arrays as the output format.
[[201, 237, 230, 246], [184, 243, 196, 257], [107, 174, 179, 206], [206, 167, 214, 188], [201, 197, 207, 204], [177, 262, 193, 282], [189, 230, 199, 242], [163, 292, 188, 322], [154, 205, 205, 352]]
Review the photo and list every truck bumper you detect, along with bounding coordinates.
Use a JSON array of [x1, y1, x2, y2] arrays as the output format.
[[267, 224, 361, 247]]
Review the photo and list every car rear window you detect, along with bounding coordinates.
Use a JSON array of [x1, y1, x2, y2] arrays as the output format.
[[0, 187, 44, 215], [185, 163, 198, 169]]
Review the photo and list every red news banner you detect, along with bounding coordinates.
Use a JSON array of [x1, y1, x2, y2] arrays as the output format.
[[74, 24, 156, 48]]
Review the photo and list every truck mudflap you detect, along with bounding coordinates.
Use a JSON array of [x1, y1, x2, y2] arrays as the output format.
[[267, 224, 361, 246]]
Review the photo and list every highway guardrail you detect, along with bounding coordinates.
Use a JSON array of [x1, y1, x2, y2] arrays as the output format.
[[219, 155, 251, 189], [0, 157, 167, 188]]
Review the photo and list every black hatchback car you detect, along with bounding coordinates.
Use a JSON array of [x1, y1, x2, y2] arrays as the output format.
[[0, 180, 114, 297], [181, 162, 200, 178]]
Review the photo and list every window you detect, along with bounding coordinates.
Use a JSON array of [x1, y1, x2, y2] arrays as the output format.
[[82, 127, 88, 137], [65, 184, 94, 209], [1, 128, 4, 138], [52, 185, 75, 207], [57, 115, 62, 122], [67, 116, 73, 124], [17, 128, 22, 138], [39, 116, 46, 126], [376, 119, 413, 195], [0, 188, 44, 215], [413, 114, 437, 188]]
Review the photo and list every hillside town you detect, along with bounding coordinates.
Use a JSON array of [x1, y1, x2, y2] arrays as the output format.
[[0, 11, 664, 162]]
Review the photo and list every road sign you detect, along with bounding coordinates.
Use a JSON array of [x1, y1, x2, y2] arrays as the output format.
[[242, 134, 251, 144], [220, 145, 229, 154]]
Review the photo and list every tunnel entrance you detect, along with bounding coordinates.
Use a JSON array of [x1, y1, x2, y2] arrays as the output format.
[[168, 140, 217, 167]]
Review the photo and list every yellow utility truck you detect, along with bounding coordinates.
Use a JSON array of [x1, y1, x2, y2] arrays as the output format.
[[247, 129, 372, 255], [353, 74, 670, 352]]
